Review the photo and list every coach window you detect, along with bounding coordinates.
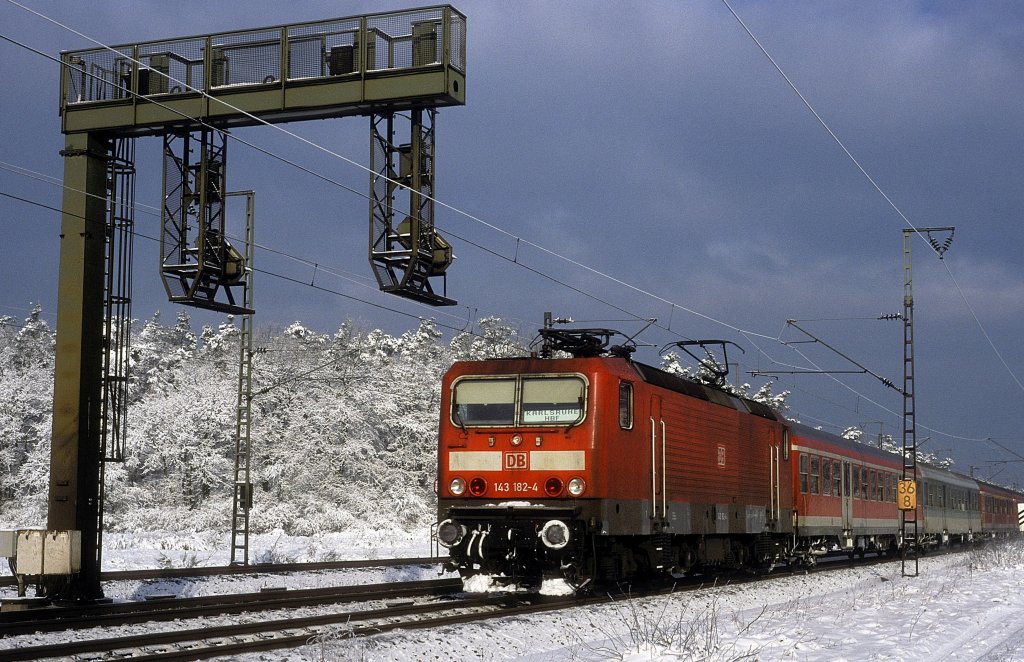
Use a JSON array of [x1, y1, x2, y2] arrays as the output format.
[[810, 456, 820, 495], [799, 454, 808, 493], [844, 462, 851, 498], [822, 460, 832, 497], [861, 468, 869, 500], [618, 381, 633, 429], [870, 471, 877, 501]]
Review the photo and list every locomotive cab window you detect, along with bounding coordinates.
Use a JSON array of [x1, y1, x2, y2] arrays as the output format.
[[451, 374, 587, 428], [452, 378, 516, 426], [521, 377, 585, 425]]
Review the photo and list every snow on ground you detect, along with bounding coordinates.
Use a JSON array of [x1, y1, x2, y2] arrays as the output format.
[[307, 540, 1024, 661], [4, 532, 1024, 661], [99, 527, 434, 570]]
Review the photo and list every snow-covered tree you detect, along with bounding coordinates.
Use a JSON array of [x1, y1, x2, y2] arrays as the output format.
[[661, 349, 790, 413]]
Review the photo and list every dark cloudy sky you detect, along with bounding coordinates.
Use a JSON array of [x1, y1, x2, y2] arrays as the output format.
[[2, 1, 1023, 484]]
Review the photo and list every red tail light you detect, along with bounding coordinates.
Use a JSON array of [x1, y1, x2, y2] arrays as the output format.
[[469, 477, 487, 496], [545, 477, 563, 496]]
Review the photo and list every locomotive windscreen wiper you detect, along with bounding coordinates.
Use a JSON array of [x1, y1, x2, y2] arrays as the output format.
[[451, 393, 467, 433], [564, 395, 585, 432]]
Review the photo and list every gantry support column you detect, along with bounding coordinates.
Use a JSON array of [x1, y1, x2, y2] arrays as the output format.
[[47, 131, 111, 600]]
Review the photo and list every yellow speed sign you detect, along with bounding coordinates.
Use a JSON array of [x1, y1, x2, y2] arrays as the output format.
[[897, 480, 918, 511]]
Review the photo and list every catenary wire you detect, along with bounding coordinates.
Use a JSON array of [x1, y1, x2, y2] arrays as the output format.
[[0, 158, 538, 332], [1, 187, 1016, 462], [0, 10, 1012, 454], [0, 4, 777, 344], [719, 0, 1024, 396], [0, 37, 983, 446], [5, 1, 1012, 380], [0, 189, 472, 334]]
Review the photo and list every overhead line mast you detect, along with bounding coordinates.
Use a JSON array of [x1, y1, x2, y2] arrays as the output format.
[[899, 226, 954, 578]]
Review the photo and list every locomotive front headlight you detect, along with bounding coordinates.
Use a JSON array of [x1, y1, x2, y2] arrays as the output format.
[[567, 477, 586, 497], [437, 519, 466, 548], [511, 434, 523, 447], [449, 477, 466, 496]]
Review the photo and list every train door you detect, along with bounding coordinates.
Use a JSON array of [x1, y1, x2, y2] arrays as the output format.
[[841, 461, 854, 531], [767, 428, 781, 528], [649, 395, 665, 521]]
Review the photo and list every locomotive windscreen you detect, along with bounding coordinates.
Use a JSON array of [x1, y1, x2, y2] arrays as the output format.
[[521, 377, 584, 424], [451, 374, 586, 427], [452, 378, 516, 425]]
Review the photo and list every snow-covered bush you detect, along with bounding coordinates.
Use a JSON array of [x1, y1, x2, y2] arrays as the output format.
[[0, 310, 532, 537]]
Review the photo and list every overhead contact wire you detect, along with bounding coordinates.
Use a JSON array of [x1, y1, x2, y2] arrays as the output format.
[[4, 3, 1011, 448], [720, 0, 1024, 396]]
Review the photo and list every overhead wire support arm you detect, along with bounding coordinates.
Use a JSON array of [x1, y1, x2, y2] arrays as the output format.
[[750, 369, 871, 376], [783, 319, 904, 393]]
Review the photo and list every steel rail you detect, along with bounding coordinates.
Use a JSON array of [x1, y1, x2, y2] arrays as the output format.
[[0, 555, 438, 587], [0, 578, 461, 636]]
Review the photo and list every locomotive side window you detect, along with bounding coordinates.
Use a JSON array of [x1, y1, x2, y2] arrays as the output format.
[[799, 454, 808, 493], [521, 377, 585, 425], [618, 381, 633, 429]]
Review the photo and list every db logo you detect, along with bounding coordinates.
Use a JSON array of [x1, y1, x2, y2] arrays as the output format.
[[504, 452, 528, 470]]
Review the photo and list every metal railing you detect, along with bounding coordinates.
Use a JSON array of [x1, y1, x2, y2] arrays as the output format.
[[61, 5, 466, 108]]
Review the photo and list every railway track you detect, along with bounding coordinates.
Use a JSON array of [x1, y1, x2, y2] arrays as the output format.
[[0, 551, 909, 661], [0, 577, 461, 637], [1, 583, 515, 661], [0, 555, 437, 587]]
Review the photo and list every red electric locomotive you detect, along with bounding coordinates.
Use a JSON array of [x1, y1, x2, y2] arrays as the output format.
[[435, 329, 794, 587]]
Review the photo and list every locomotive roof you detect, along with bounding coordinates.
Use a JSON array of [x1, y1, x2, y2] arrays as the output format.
[[630, 361, 780, 421]]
